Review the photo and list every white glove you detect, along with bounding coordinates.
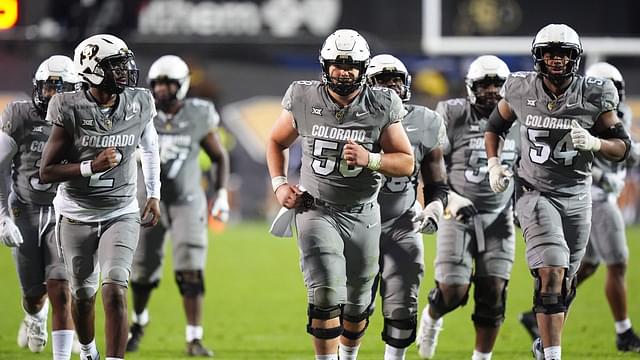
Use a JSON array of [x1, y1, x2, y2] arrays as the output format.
[[210, 189, 230, 223], [412, 200, 444, 234], [447, 191, 477, 222], [0, 217, 23, 247], [571, 120, 601, 151], [488, 157, 513, 193]]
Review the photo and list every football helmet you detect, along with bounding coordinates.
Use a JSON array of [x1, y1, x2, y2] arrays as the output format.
[[73, 34, 139, 94], [586, 62, 625, 101], [532, 24, 582, 83], [319, 29, 370, 96], [465, 55, 510, 112], [148, 55, 190, 101], [366, 54, 412, 102], [32, 55, 80, 115]]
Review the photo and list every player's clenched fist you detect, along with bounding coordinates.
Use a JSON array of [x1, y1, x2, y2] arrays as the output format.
[[93, 147, 120, 172], [275, 184, 304, 209], [343, 139, 369, 167]]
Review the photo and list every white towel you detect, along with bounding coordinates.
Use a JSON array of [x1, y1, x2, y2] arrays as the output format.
[[269, 207, 295, 237]]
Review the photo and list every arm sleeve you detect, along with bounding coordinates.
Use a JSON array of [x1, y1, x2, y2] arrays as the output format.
[[139, 120, 161, 200], [0, 131, 18, 218]]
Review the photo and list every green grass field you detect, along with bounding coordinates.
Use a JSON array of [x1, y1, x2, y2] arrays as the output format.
[[0, 222, 639, 359]]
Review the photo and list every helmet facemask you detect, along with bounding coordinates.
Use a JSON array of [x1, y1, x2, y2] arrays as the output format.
[[97, 53, 139, 94], [369, 71, 410, 101], [533, 44, 581, 84], [32, 77, 78, 115], [322, 57, 368, 96], [467, 76, 505, 114], [150, 76, 181, 110]]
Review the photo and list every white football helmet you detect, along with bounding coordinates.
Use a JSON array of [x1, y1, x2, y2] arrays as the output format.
[[531, 24, 582, 82], [366, 54, 412, 102], [148, 55, 191, 101], [319, 29, 370, 96], [33, 55, 81, 114], [586, 62, 625, 101], [465, 55, 510, 111], [73, 34, 138, 94]]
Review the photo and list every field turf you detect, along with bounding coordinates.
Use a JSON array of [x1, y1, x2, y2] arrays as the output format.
[[0, 222, 638, 359]]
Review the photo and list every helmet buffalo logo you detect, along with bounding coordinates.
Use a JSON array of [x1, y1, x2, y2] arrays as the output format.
[[80, 44, 99, 65]]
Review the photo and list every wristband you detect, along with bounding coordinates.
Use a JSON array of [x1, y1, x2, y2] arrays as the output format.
[[271, 176, 288, 193], [80, 160, 94, 177], [367, 152, 382, 171]]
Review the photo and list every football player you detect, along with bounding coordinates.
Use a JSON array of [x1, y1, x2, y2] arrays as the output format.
[[416, 55, 516, 360], [126, 55, 229, 357], [0, 55, 80, 359], [484, 24, 631, 360], [365, 54, 448, 360], [519, 61, 640, 353], [266, 29, 414, 360], [39, 34, 162, 360]]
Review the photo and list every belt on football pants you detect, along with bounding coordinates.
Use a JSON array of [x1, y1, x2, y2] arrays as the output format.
[[305, 195, 374, 214]]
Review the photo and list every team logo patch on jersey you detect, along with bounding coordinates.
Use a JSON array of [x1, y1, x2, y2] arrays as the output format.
[[526, 99, 537, 106], [547, 101, 557, 111], [311, 107, 323, 116], [82, 119, 94, 127], [11, 207, 20, 218]]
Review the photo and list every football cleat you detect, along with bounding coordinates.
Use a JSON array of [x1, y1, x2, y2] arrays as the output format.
[[416, 307, 443, 359], [126, 323, 146, 352], [531, 337, 544, 360], [17, 316, 29, 348], [27, 314, 48, 353], [187, 339, 214, 357], [616, 328, 640, 352], [520, 311, 540, 340]]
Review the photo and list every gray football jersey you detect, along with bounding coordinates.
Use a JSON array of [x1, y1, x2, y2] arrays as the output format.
[[283, 81, 404, 206], [503, 72, 618, 196], [155, 98, 219, 202], [47, 88, 155, 210], [438, 98, 518, 212], [0, 101, 57, 206], [377, 104, 443, 221]]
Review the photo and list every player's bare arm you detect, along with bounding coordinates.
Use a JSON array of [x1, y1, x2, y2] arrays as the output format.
[[40, 126, 118, 184], [484, 99, 515, 158], [363, 121, 414, 177], [202, 130, 230, 221], [592, 110, 630, 161], [201, 131, 229, 189], [267, 109, 303, 209]]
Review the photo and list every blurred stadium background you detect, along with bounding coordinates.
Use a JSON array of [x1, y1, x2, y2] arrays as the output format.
[[1, 0, 640, 359], [3, 0, 640, 223]]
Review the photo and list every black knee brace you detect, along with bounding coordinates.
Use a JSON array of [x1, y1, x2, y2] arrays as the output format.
[[472, 278, 508, 328], [381, 316, 417, 349], [342, 311, 370, 340], [306, 304, 343, 339], [532, 271, 577, 314], [175, 270, 205, 297], [130, 280, 160, 294], [428, 282, 469, 319]]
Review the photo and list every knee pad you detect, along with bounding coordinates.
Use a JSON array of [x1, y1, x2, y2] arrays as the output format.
[[175, 270, 205, 297], [532, 271, 576, 314], [342, 311, 370, 340], [104, 266, 130, 287], [381, 316, 417, 349], [472, 278, 507, 328], [73, 286, 98, 300], [306, 304, 343, 339], [428, 282, 469, 319], [130, 280, 160, 294]]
